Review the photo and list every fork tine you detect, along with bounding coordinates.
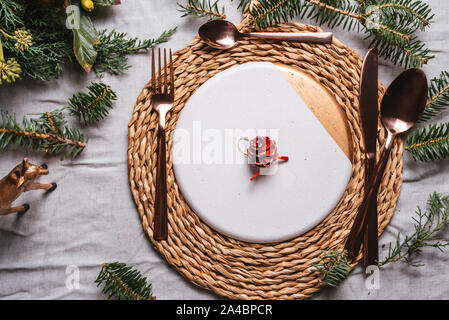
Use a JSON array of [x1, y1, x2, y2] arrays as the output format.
[[170, 49, 174, 99], [151, 47, 156, 92]]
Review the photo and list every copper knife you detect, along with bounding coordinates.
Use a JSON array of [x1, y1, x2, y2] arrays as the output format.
[[346, 48, 379, 265]]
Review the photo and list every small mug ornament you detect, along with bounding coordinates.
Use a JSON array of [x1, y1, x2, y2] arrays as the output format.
[[238, 136, 289, 181]]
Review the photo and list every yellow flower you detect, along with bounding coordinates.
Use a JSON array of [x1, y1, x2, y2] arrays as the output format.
[[0, 58, 22, 85], [13, 28, 33, 51], [81, 0, 95, 12]]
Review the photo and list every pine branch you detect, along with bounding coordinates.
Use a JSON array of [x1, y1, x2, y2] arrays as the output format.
[[368, 35, 433, 68], [231, 0, 251, 11], [249, 0, 434, 68], [93, 0, 120, 6], [67, 82, 117, 125], [0, 0, 24, 30], [419, 71, 449, 123], [94, 27, 177, 76], [1, 2, 177, 82], [360, 0, 432, 30], [178, 0, 226, 20], [2, 3, 73, 82], [406, 123, 449, 162], [32, 110, 68, 135], [312, 250, 351, 287], [314, 194, 449, 285], [0, 110, 87, 159], [95, 262, 154, 300], [378, 193, 449, 267]]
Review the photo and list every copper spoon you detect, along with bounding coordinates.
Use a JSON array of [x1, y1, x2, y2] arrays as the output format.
[[199, 20, 333, 49], [345, 68, 428, 258]]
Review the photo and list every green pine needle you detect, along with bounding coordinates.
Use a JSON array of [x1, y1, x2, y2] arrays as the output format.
[[361, 0, 432, 30], [368, 35, 433, 68], [231, 0, 251, 11], [314, 194, 449, 285], [67, 82, 117, 126], [312, 250, 351, 287], [178, 0, 226, 20], [1, 1, 177, 82], [419, 71, 449, 123], [378, 193, 449, 267], [93, 0, 117, 6], [95, 262, 154, 300], [406, 123, 449, 162], [0, 0, 24, 30], [0, 109, 87, 159], [249, 0, 434, 68], [2, 3, 74, 82], [94, 28, 177, 76]]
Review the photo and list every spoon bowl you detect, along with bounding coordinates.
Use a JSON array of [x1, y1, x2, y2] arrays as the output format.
[[381, 68, 428, 136], [199, 20, 239, 49]]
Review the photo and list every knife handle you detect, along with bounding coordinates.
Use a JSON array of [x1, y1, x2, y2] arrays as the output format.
[[363, 156, 378, 267], [345, 136, 393, 258]]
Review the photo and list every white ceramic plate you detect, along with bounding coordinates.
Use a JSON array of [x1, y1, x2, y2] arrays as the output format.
[[171, 62, 352, 243]]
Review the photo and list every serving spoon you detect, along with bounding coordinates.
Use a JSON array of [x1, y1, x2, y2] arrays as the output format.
[[345, 68, 428, 258], [199, 20, 333, 49]]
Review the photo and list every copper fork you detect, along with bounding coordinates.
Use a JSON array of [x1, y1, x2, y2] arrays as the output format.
[[151, 48, 174, 241]]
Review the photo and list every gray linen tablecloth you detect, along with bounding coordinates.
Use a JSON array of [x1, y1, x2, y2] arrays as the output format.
[[1, 0, 448, 299]]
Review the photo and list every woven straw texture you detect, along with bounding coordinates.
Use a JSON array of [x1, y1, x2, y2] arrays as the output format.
[[127, 10, 404, 299]]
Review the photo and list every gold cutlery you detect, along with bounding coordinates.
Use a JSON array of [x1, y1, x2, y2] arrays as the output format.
[[199, 20, 333, 50], [345, 68, 428, 258], [151, 47, 174, 241], [359, 48, 379, 266]]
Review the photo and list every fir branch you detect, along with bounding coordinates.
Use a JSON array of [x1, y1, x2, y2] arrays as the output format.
[[94, 27, 177, 76], [368, 35, 433, 68], [31, 109, 67, 135], [178, 0, 226, 20], [249, 0, 434, 68], [2, 3, 73, 81], [0, 0, 24, 30], [93, 0, 120, 6], [67, 82, 117, 125], [1, 2, 177, 82], [378, 193, 449, 267], [231, 0, 251, 11], [0, 110, 87, 159], [357, 0, 432, 32], [419, 71, 449, 123], [312, 250, 351, 287], [406, 123, 449, 162], [95, 262, 154, 300]]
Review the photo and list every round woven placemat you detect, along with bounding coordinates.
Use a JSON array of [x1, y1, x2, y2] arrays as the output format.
[[127, 14, 404, 299]]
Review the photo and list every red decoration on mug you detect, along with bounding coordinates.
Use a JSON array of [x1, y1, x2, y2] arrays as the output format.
[[239, 136, 289, 181]]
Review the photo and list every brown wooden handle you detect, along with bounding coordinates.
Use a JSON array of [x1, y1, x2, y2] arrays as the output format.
[[154, 125, 168, 241]]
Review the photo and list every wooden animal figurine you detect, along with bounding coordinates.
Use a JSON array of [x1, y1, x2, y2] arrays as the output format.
[[0, 158, 57, 215]]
